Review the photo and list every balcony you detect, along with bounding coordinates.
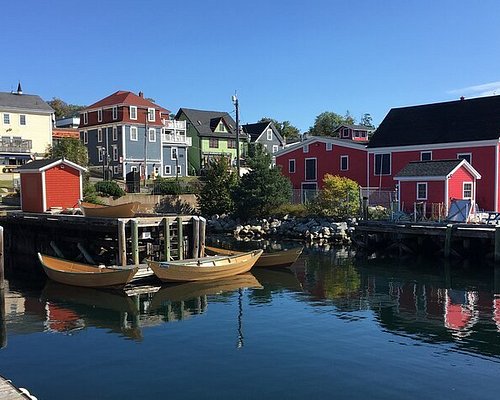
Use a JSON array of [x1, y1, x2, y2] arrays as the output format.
[[163, 120, 186, 131], [162, 134, 192, 146], [0, 137, 32, 153]]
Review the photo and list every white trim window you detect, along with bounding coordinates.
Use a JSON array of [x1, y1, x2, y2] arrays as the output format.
[[457, 153, 472, 164], [417, 182, 428, 200], [420, 151, 432, 161], [112, 106, 118, 120], [97, 129, 103, 143], [97, 147, 103, 162], [171, 147, 178, 160], [112, 145, 118, 161], [148, 128, 156, 142], [463, 182, 473, 199], [289, 159, 296, 173], [305, 158, 317, 181], [83, 131, 88, 144], [131, 166, 138, 172], [176, 165, 181, 174], [112, 126, 118, 141], [148, 108, 155, 122], [340, 155, 349, 171], [303, 144, 309, 153], [3, 114, 10, 124], [83, 112, 88, 125], [113, 166, 119, 174], [342, 128, 350, 138], [272, 145, 278, 153], [97, 109, 103, 122], [129, 106, 137, 120], [19, 115, 26, 125], [374, 153, 391, 176], [164, 165, 171, 175], [130, 126, 138, 141], [267, 129, 273, 141], [326, 142, 333, 151]]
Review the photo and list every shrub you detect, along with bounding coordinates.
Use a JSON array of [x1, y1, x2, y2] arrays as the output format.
[[83, 183, 106, 205], [153, 178, 201, 195], [270, 203, 308, 218], [94, 181, 125, 198]]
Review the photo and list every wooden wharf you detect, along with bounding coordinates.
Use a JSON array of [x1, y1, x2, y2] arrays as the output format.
[[355, 220, 500, 261], [0, 376, 33, 399]]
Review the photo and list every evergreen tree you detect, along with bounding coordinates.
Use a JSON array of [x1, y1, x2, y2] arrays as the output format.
[[46, 138, 88, 167]]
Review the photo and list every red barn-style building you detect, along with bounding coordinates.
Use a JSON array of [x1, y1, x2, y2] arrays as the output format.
[[276, 137, 367, 201], [18, 158, 87, 213], [394, 159, 481, 213]]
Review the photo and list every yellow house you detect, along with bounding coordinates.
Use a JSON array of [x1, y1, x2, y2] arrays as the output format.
[[0, 84, 54, 167]]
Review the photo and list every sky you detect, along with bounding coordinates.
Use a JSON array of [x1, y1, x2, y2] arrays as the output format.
[[1, 0, 500, 132]]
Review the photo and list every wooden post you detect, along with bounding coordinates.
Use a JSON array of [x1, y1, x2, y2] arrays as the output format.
[[77, 243, 95, 264], [362, 197, 368, 220], [199, 217, 206, 257], [131, 219, 139, 266], [495, 226, 500, 263], [444, 224, 453, 258], [177, 216, 184, 260], [118, 220, 127, 266], [163, 217, 171, 261], [0, 226, 4, 290], [192, 217, 200, 258]]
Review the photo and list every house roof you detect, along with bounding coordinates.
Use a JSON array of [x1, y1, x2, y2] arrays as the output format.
[[17, 158, 88, 173], [394, 159, 481, 179], [0, 92, 53, 113], [85, 91, 169, 113], [275, 135, 367, 158], [177, 108, 245, 138], [52, 128, 80, 139], [242, 122, 285, 143], [368, 95, 500, 148], [334, 123, 373, 132]]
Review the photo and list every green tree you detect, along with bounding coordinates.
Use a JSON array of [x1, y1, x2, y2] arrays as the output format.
[[47, 97, 86, 119], [197, 157, 237, 217], [360, 113, 374, 128], [308, 111, 356, 137], [46, 138, 88, 167], [259, 117, 300, 141]]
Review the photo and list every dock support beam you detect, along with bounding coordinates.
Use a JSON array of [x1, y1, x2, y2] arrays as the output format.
[[495, 226, 500, 263], [177, 216, 184, 260], [131, 220, 139, 266], [444, 224, 453, 258], [163, 217, 171, 261], [118, 220, 127, 266]]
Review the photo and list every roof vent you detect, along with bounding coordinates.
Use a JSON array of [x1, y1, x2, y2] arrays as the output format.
[[16, 82, 22, 95]]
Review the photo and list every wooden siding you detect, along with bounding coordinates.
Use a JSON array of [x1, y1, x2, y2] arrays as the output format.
[[45, 165, 81, 209], [399, 180, 445, 213], [20, 173, 44, 212], [448, 167, 476, 204]]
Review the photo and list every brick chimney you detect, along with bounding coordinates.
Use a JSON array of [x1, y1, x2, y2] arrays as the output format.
[[138, 91, 144, 98]]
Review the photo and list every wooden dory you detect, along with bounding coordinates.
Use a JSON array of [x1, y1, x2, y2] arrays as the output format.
[[80, 201, 140, 218], [38, 253, 138, 288], [204, 245, 303, 269], [147, 250, 263, 282]]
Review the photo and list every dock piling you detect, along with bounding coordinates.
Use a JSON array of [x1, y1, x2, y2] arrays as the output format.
[[163, 217, 171, 261], [192, 216, 200, 258], [118, 220, 127, 266], [444, 224, 453, 258], [131, 220, 139, 265], [495, 226, 500, 263], [177, 216, 184, 260]]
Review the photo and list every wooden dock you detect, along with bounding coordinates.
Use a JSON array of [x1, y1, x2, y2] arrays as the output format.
[[0, 376, 33, 399], [355, 220, 500, 261]]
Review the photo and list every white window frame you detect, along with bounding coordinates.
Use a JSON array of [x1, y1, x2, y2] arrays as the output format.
[[97, 109, 103, 122], [83, 131, 88, 144], [171, 147, 178, 160], [267, 129, 273, 141], [113, 166, 119, 174], [272, 145, 278, 153], [131, 166, 138, 172], [176, 165, 181, 174], [19, 115, 26, 125], [112, 146, 118, 161], [342, 128, 349, 138], [148, 128, 156, 142], [303, 144, 309, 153], [340, 155, 349, 171], [374, 153, 391, 176], [130, 126, 138, 141], [305, 157, 317, 181], [129, 106, 137, 120], [97, 128, 103, 143], [457, 153, 472, 164], [463, 182, 473, 199], [148, 108, 155, 122], [289, 159, 296, 173], [112, 106, 118, 120], [420, 151, 432, 161], [417, 182, 428, 200], [97, 147, 103, 162], [164, 165, 171, 175], [83, 112, 88, 125], [4, 113, 10, 124], [326, 142, 333, 151], [112, 126, 118, 141]]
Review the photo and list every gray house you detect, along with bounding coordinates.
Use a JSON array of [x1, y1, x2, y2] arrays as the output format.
[[242, 121, 285, 156]]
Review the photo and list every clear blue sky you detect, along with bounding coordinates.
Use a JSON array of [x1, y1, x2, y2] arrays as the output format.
[[2, 0, 499, 132]]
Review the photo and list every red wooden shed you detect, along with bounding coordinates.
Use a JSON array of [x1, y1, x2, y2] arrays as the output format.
[[17, 158, 87, 213], [394, 159, 481, 214]]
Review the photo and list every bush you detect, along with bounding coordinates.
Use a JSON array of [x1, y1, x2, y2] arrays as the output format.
[[270, 203, 308, 218], [82, 183, 106, 205], [94, 181, 125, 198], [153, 178, 201, 195]]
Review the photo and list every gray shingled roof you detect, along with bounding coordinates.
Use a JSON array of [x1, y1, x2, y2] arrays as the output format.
[[176, 108, 241, 138], [0, 92, 53, 113], [17, 159, 61, 170], [395, 159, 463, 178]]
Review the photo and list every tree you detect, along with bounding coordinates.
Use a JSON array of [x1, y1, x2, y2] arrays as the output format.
[[46, 138, 88, 167], [308, 111, 356, 137], [47, 97, 86, 119], [197, 157, 237, 217], [259, 117, 300, 141], [360, 113, 374, 128]]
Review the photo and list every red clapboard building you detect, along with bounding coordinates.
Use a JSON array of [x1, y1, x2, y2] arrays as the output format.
[[17, 158, 87, 213]]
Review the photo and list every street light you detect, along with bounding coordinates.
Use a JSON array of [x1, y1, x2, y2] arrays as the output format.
[[232, 94, 240, 177]]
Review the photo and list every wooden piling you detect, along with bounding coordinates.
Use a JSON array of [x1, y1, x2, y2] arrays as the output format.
[[177, 216, 184, 260], [131, 220, 139, 265], [444, 224, 453, 258], [163, 217, 171, 261], [495, 226, 500, 263], [192, 217, 200, 258], [362, 197, 368, 220], [118, 220, 127, 266], [199, 217, 206, 257]]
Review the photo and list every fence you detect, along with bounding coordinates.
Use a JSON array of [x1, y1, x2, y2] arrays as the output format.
[[291, 189, 319, 204], [360, 187, 397, 209]]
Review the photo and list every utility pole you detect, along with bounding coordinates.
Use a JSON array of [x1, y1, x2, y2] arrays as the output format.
[[144, 109, 148, 186], [232, 94, 240, 177]]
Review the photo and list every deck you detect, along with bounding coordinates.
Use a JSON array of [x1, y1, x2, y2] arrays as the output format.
[[0, 376, 33, 399]]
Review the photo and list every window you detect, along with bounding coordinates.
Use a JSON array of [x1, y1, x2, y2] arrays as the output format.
[[112, 127, 118, 141], [97, 147, 103, 162], [209, 138, 219, 148], [421, 151, 432, 161], [303, 144, 309, 153], [305, 158, 317, 181], [149, 128, 156, 142], [97, 109, 103, 122], [463, 182, 473, 199], [113, 166, 119, 174], [83, 112, 88, 125], [289, 159, 296, 173], [272, 145, 278, 153], [228, 139, 236, 149], [97, 129, 103, 142], [374, 153, 391, 175], [457, 153, 472, 164], [267, 129, 273, 141], [112, 146, 118, 161], [148, 108, 155, 122], [130, 126, 138, 141], [164, 165, 171, 175], [342, 128, 350, 138], [217, 122, 226, 132], [171, 147, 178, 160], [19, 115, 26, 125], [83, 131, 88, 144], [176, 165, 181, 174], [326, 142, 333, 151], [112, 106, 118, 120], [417, 183, 427, 200], [131, 166, 138, 172], [340, 155, 349, 171], [129, 106, 137, 120], [3, 114, 10, 124]]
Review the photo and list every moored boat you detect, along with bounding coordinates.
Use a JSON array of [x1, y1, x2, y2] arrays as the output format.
[[204, 245, 303, 269], [147, 250, 263, 282], [38, 253, 138, 288], [80, 201, 140, 218]]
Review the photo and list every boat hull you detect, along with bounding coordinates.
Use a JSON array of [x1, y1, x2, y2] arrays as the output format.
[[38, 254, 138, 288], [204, 246, 303, 269], [80, 202, 140, 218], [148, 250, 263, 282]]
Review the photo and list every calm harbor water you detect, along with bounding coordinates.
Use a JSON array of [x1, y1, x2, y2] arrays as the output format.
[[1, 247, 500, 399]]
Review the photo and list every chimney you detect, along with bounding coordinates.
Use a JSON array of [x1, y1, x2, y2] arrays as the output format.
[[138, 91, 144, 98], [16, 82, 22, 95], [460, 96, 465, 101]]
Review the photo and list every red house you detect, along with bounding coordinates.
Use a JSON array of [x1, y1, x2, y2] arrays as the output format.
[[332, 124, 372, 143], [18, 158, 87, 213], [276, 136, 367, 201], [394, 159, 481, 214], [368, 95, 500, 212]]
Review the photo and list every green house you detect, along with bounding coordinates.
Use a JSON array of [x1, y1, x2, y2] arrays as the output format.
[[175, 108, 247, 174]]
